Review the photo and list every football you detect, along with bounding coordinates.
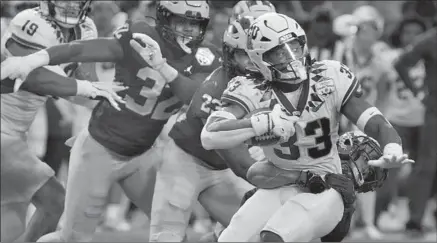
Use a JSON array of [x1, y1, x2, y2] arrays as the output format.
[[244, 107, 281, 146]]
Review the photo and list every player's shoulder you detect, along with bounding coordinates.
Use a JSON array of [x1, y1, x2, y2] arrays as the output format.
[[79, 16, 98, 40], [8, 8, 59, 49], [221, 75, 266, 113], [313, 60, 359, 107]]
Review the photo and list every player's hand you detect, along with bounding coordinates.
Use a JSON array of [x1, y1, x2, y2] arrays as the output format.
[[270, 104, 298, 142], [1, 56, 34, 91], [76, 81, 127, 111], [130, 33, 166, 69], [368, 154, 414, 169]]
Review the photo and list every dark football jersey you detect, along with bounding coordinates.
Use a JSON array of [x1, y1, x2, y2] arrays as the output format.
[[88, 20, 221, 157], [170, 67, 230, 169]]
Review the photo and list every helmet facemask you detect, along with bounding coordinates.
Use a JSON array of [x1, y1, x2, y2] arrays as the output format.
[[338, 133, 387, 193], [156, 3, 209, 54], [262, 37, 309, 84], [44, 0, 92, 28], [223, 16, 258, 79]]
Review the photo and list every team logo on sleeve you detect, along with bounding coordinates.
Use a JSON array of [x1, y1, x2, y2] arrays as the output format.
[[196, 47, 215, 66], [314, 78, 335, 97]]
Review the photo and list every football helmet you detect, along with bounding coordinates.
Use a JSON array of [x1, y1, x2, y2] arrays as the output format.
[[337, 131, 388, 193], [229, 0, 276, 23], [40, 0, 92, 28], [223, 1, 276, 79], [156, 1, 210, 54], [246, 13, 310, 83]]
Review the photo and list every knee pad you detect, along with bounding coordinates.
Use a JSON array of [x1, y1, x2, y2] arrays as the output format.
[[260, 230, 284, 242]]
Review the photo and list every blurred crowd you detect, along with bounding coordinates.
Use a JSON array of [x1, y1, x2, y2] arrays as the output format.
[[1, 0, 436, 240]]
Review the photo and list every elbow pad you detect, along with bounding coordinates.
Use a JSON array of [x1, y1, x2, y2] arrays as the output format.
[[201, 110, 256, 150]]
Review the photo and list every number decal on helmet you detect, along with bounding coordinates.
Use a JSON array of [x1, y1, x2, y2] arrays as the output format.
[[248, 25, 260, 40]]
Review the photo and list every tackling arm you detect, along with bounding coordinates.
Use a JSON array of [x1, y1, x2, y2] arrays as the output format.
[[6, 40, 89, 97], [342, 95, 402, 155], [201, 104, 257, 150]]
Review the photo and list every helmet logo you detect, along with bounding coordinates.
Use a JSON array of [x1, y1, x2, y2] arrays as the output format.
[[278, 32, 297, 44], [248, 25, 260, 40]]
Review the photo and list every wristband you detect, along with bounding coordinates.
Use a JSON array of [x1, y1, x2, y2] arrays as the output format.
[[76, 80, 96, 98], [156, 62, 178, 83], [251, 113, 270, 136], [28, 50, 50, 69]]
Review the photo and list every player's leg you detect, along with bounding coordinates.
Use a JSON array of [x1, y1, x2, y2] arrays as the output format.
[[148, 139, 203, 242], [199, 170, 253, 227], [218, 188, 282, 242], [21, 177, 65, 242], [261, 187, 344, 242], [0, 131, 58, 242], [38, 129, 115, 242], [117, 145, 161, 218]]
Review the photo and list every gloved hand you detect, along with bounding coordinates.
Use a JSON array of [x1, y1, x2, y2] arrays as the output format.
[[251, 104, 298, 143], [76, 80, 127, 111]]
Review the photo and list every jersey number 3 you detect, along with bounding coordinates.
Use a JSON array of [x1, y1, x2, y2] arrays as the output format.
[[274, 117, 332, 160], [125, 67, 181, 120]]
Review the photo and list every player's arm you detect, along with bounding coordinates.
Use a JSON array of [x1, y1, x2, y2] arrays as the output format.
[[394, 29, 435, 96], [246, 160, 306, 189], [4, 37, 99, 97], [342, 95, 401, 154]]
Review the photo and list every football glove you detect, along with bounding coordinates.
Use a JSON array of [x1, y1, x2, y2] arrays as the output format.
[[368, 143, 414, 169], [1, 50, 50, 91], [76, 80, 127, 111], [250, 104, 298, 143]]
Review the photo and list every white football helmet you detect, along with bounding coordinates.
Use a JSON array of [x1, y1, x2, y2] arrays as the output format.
[[40, 0, 92, 28], [246, 13, 309, 83], [223, 0, 276, 78]]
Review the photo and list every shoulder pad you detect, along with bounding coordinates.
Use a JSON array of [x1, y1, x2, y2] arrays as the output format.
[[5, 9, 59, 49], [79, 17, 98, 40], [316, 60, 360, 110], [221, 76, 264, 113]]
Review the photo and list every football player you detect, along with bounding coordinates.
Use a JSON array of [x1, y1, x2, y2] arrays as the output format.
[[1, 1, 221, 242], [0, 1, 124, 242], [200, 13, 413, 241], [149, 1, 276, 241]]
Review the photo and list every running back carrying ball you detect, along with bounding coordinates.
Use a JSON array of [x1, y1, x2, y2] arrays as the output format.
[[244, 107, 281, 146]]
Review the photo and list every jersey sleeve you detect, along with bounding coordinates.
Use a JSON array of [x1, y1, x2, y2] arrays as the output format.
[[190, 67, 223, 119], [324, 60, 360, 112], [4, 9, 58, 50], [221, 76, 263, 114], [113, 19, 158, 66]]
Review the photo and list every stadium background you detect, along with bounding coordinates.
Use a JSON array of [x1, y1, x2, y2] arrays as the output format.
[[1, 0, 436, 242]]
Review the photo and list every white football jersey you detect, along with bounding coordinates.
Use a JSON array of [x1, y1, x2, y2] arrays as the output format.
[[383, 48, 425, 126], [1, 8, 97, 133], [222, 60, 359, 175]]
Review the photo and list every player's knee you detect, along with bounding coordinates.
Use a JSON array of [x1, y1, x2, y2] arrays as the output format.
[[260, 230, 284, 242], [33, 177, 65, 215]]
